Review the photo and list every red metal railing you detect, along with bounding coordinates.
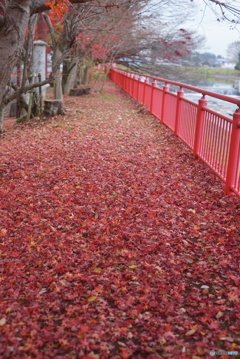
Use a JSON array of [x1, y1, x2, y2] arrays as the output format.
[[109, 68, 240, 197]]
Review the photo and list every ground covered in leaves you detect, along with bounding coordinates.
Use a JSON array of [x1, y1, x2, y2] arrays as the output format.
[[0, 80, 239, 359]]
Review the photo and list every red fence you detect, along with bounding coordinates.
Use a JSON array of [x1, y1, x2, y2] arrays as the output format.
[[109, 68, 240, 197]]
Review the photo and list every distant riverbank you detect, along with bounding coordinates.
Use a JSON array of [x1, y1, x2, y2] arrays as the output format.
[[135, 64, 240, 85]]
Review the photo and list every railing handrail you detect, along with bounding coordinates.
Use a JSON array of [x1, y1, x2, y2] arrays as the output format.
[[116, 68, 240, 107]]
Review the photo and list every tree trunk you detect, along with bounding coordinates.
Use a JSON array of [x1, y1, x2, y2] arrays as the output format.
[[69, 86, 90, 96], [0, 0, 31, 108], [44, 100, 65, 117], [82, 58, 93, 85], [63, 56, 79, 94], [52, 46, 63, 102], [0, 106, 4, 133], [76, 59, 84, 85], [50, 47, 66, 115]]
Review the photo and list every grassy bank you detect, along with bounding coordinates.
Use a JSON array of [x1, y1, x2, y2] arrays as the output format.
[[118, 63, 240, 83], [173, 65, 239, 76], [174, 65, 240, 79], [143, 64, 240, 82]]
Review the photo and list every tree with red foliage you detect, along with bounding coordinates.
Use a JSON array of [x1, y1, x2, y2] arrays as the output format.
[[42, 0, 150, 106], [150, 29, 204, 64], [70, 2, 155, 88]]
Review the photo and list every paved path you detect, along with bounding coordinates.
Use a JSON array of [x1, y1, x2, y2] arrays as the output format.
[[0, 80, 239, 358]]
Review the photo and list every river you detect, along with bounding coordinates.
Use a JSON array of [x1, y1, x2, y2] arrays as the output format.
[[182, 81, 239, 118]]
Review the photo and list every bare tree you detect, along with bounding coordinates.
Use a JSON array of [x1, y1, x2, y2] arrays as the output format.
[[204, 0, 240, 24], [43, 0, 159, 93], [227, 41, 240, 69]]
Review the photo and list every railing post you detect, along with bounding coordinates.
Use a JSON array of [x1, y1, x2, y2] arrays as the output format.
[[126, 73, 130, 94], [194, 95, 208, 156], [119, 70, 122, 86], [135, 75, 140, 100], [139, 76, 144, 102], [132, 75, 137, 98], [175, 87, 185, 136], [143, 78, 149, 106], [150, 80, 157, 114], [110, 68, 114, 81], [132, 74, 136, 97], [124, 72, 128, 92], [130, 74, 134, 97], [118, 70, 121, 86], [225, 108, 240, 194], [120, 71, 123, 87], [123, 72, 126, 89], [122, 71, 125, 90], [161, 83, 169, 123]]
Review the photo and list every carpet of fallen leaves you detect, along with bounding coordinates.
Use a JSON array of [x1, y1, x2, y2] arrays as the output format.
[[0, 80, 239, 359]]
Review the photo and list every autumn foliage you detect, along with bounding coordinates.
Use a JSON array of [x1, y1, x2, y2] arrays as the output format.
[[0, 79, 239, 358], [45, 0, 71, 17]]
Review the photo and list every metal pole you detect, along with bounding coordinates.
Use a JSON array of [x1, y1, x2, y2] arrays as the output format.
[[143, 78, 149, 107], [16, 60, 21, 118], [175, 87, 185, 136], [225, 108, 240, 194], [194, 95, 208, 157], [161, 83, 169, 123], [150, 80, 157, 115]]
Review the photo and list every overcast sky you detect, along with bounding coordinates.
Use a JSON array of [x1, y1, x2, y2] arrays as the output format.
[[186, 0, 240, 57]]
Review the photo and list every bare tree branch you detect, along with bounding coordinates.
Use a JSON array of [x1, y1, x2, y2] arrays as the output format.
[[206, 0, 240, 23], [42, 12, 57, 46], [4, 77, 53, 105]]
